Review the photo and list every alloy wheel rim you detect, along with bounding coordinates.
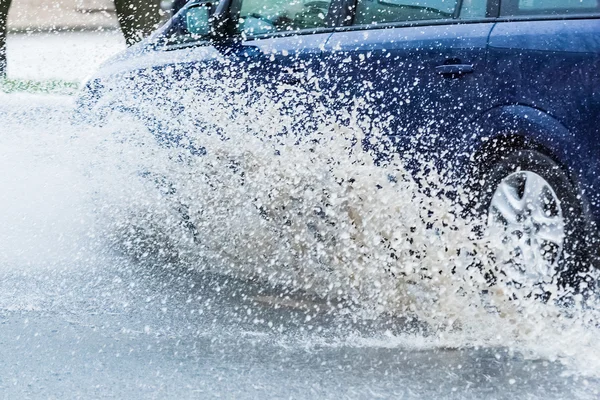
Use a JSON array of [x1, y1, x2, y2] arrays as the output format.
[[487, 171, 566, 285]]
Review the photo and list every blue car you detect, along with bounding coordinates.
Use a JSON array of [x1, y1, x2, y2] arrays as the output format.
[[81, 0, 600, 293]]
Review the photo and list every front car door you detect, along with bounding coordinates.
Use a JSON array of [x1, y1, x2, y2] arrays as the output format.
[[229, 0, 342, 132], [152, 0, 344, 137]]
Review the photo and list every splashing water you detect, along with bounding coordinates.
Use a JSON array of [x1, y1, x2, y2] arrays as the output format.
[[2, 66, 599, 380]]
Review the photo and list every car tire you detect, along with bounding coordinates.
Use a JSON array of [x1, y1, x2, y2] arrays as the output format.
[[477, 149, 590, 296]]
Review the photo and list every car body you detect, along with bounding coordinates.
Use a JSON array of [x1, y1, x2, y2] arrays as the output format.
[[81, 0, 600, 286]]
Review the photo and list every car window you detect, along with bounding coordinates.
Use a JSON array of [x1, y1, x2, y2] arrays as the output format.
[[460, 0, 488, 19], [502, 0, 600, 15], [354, 0, 458, 25], [163, 1, 222, 46], [237, 0, 334, 37]]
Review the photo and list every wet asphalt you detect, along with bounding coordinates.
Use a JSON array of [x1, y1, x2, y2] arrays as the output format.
[[0, 258, 597, 400]]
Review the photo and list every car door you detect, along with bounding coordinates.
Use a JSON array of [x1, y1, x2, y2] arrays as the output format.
[[229, 0, 343, 132], [488, 0, 600, 219], [322, 0, 494, 168]]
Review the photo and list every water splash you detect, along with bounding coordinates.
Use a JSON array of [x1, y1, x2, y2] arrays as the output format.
[[2, 69, 599, 378]]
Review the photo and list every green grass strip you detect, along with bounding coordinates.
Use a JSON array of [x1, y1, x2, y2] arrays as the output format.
[[0, 78, 80, 95]]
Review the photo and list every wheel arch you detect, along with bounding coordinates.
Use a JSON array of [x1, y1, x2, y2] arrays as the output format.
[[468, 105, 590, 197]]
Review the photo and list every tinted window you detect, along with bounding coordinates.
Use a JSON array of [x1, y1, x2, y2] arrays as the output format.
[[502, 0, 600, 15], [354, 0, 458, 25], [237, 0, 333, 37], [460, 0, 488, 18]]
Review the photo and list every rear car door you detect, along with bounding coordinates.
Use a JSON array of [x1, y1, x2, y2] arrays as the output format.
[[488, 0, 600, 217], [323, 0, 494, 166]]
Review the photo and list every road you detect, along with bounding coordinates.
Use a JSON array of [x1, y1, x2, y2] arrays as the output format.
[[0, 263, 594, 400], [0, 91, 598, 399]]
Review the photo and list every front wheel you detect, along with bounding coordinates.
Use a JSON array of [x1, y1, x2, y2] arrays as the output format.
[[478, 150, 588, 293]]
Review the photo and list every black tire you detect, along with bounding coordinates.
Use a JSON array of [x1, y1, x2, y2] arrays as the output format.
[[478, 149, 590, 294]]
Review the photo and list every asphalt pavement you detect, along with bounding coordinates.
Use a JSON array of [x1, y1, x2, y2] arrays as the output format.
[[0, 260, 596, 400]]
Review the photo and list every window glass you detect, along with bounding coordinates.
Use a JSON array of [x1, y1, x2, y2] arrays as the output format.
[[354, 0, 458, 25], [460, 0, 487, 18], [519, 0, 598, 10], [237, 0, 333, 37], [503, 0, 600, 15]]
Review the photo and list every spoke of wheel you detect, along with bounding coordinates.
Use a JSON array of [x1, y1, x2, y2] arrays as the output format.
[[530, 238, 547, 274], [490, 181, 522, 225], [530, 203, 561, 226], [522, 172, 547, 208], [516, 237, 536, 268]]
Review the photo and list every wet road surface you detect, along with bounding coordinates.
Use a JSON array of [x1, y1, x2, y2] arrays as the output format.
[[0, 258, 597, 399]]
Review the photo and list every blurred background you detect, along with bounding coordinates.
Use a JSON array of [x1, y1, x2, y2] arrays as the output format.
[[0, 0, 185, 88]]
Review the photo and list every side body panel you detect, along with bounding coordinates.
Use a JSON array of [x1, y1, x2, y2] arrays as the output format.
[[236, 32, 335, 122], [485, 19, 600, 221]]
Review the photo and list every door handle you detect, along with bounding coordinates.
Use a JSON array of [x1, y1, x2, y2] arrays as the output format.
[[280, 73, 302, 85], [280, 67, 304, 85], [435, 64, 474, 78]]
